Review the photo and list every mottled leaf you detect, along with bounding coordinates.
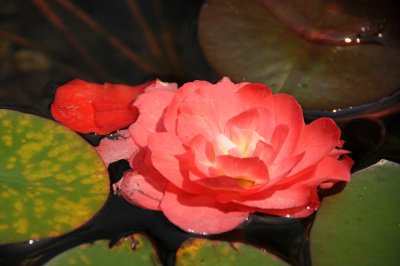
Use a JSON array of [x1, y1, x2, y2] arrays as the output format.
[[176, 239, 288, 266], [199, 0, 400, 110], [46, 234, 160, 266], [311, 160, 400, 265], [0, 109, 109, 244]]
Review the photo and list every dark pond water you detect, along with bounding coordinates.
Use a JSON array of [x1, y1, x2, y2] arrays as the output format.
[[0, 0, 399, 265]]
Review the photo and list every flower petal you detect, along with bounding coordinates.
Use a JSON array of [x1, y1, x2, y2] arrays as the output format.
[[148, 132, 207, 194], [130, 147, 165, 181], [215, 155, 269, 185], [143, 79, 178, 92], [259, 195, 320, 218], [263, 94, 304, 163], [129, 82, 177, 147], [177, 95, 225, 142], [51, 79, 152, 134], [194, 176, 246, 191], [92, 82, 153, 110], [94, 108, 139, 133], [252, 140, 275, 164], [225, 107, 275, 143], [269, 153, 304, 182], [264, 124, 289, 165], [96, 130, 138, 166], [173, 78, 251, 142], [118, 170, 166, 210], [235, 83, 272, 108], [289, 118, 341, 175], [236, 183, 314, 210], [51, 79, 96, 133], [305, 155, 353, 186], [188, 134, 216, 176], [160, 184, 248, 234], [164, 80, 211, 134]]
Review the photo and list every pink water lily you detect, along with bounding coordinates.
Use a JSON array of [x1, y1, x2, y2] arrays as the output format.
[[97, 77, 353, 234]]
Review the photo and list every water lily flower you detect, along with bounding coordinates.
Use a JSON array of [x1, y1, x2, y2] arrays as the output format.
[[96, 77, 353, 234]]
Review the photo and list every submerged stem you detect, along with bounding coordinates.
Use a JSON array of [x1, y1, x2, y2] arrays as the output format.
[[32, 0, 110, 79], [56, 0, 160, 73]]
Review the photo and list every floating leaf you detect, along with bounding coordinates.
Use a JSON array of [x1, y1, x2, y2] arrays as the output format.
[[46, 234, 160, 266], [176, 238, 288, 266], [0, 109, 109, 244], [199, 0, 400, 110], [311, 160, 400, 265]]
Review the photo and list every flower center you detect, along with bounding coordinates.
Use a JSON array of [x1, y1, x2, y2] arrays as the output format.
[[214, 128, 264, 158], [212, 129, 268, 188], [233, 176, 256, 188]]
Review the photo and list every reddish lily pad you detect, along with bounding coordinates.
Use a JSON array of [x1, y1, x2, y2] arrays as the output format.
[[176, 238, 288, 266], [46, 234, 160, 266], [0, 109, 109, 244], [198, 0, 400, 110], [311, 160, 400, 265]]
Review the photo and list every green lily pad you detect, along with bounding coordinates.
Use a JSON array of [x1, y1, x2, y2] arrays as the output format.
[[198, 0, 400, 110], [310, 160, 400, 265], [0, 109, 109, 244], [176, 238, 288, 266], [46, 234, 160, 266]]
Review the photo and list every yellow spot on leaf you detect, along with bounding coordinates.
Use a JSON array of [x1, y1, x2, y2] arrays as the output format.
[[37, 186, 55, 194], [79, 254, 91, 265], [19, 117, 30, 126], [14, 218, 28, 234], [2, 120, 11, 127], [3, 187, 18, 198], [30, 233, 40, 239], [18, 142, 42, 164], [6, 163, 15, 170], [75, 162, 88, 174], [57, 153, 76, 162], [50, 164, 61, 173], [1, 135, 13, 146], [0, 224, 9, 231], [1, 191, 11, 198], [39, 160, 51, 168], [24, 168, 52, 180], [177, 239, 205, 259], [67, 257, 77, 265], [52, 197, 91, 227], [34, 199, 46, 218], [63, 186, 74, 192], [48, 146, 63, 158], [48, 231, 61, 237], [14, 201, 23, 213], [221, 245, 231, 256], [26, 132, 35, 139], [55, 173, 71, 182], [89, 184, 107, 194]]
